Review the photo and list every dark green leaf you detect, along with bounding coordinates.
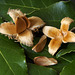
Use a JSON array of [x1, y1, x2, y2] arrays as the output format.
[[0, 0, 60, 21], [30, 1, 75, 29], [0, 0, 60, 9], [56, 43, 75, 58], [0, 34, 27, 75], [50, 58, 70, 73], [0, 17, 3, 23], [60, 60, 75, 75], [59, 52, 75, 63], [27, 63, 57, 75]]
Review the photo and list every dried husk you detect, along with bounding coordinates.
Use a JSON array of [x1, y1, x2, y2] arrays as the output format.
[[0, 22, 16, 35], [29, 16, 45, 31], [63, 31, 75, 43], [48, 38, 62, 56], [16, 29, 33, 46], [60, 17, 74, 36], [43, 26, 61, 39]]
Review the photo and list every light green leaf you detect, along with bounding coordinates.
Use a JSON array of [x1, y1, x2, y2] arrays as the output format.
[[0, 34, 27, 75]]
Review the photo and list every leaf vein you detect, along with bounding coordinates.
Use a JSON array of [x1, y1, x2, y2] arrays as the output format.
[[41, 0, 47, 8], [60, 57, 71, 63], [0, 51, 15, 75], [0, 3, 40, 10], [30, 0, 33, 7], [21, 0, 25, 6]]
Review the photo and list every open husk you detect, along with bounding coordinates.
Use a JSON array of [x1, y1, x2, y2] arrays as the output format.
[[0, 9, 45, 47], [43, 17, 75, 56]]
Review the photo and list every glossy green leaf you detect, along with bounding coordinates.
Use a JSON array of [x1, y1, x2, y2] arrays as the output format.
[[60, 60, 75, 75], [30, 0, 75, 29], [0, 34, 27, 75], [27, 63, 57, 75], [56, 43, 75, 58]]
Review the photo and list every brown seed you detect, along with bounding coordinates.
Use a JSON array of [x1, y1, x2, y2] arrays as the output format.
[[21, 16, 30, 28], [15, 16, 27, 33], [32, 35, 47, 52], [34, 56, 58, 66]]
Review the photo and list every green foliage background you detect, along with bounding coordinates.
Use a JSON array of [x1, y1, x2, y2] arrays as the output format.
[[0, 0, 75, 75]]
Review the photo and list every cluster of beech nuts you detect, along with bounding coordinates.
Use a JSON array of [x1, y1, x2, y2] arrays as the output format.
[[0, 9, 75, 66]]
